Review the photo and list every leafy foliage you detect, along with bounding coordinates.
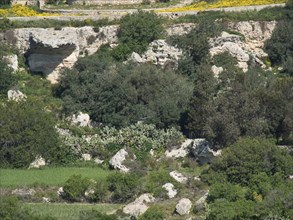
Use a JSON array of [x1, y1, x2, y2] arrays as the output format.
[[79, 210, 117, 220], [0, 99, 63, 168]]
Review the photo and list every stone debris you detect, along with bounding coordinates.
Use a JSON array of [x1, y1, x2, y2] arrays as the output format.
[[8, 90, 27, 102], [29, 155, 46, 169], [109, 149, 130, 173], [162, 183, 177, 199], [123, 193, 155, 217], [175, 198, 192, 215], [170, 170, 188, 184]]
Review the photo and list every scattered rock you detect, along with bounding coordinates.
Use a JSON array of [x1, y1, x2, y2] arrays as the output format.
[[165, 139, 193, 158], [211, 65, 223, 78], [81, 153, 92, 161], [94, 157, 104, 164], [70, 112, 91, 127], [170, 170, 188, 184], [12, 188, 36, 197], [166, 23, 196, 36], [57, 187, 64, 197], [7, 90, 27, 102], [194, 176, 201, 181], [4, 54, 18, 71], [123, 193, 155, 217], [29, 155, 46, 169], [42, 197, 50, 203], [175, 198, 192, 216], [162, 183, 177, 199], [190, 139, 221, 164], [109, 149, 130, 173]]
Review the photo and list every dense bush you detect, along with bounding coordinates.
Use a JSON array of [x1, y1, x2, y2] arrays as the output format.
[[56, 54, 192, 129], [0, 99, 63, 168], [106, 172, 141, 203], [62, 175, 91, 202], [112, 11, 165, 60]]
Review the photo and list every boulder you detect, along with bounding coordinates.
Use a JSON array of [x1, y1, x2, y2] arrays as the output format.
[[165, 139, 193, 158], [211, 65, 223, 78], [42, 197, 50, 203], [175, 198, 192, 215], [195, 191, 208, 212], [81, 153, 92, 161], [29, 155, 46, 169], [4, 54, 18, 71], [123, 193, 155, 217], [166, 23, 196, 36], [94, 157, 104, 164], [7, 90, 27, 102], [162, 183, 177, 199], [189, 139, 221, 164], [170, 171, 188, 184], [12, 188, 36, 197], [109, 149, 130, 173], [57, 187, 64, 197], [70, 112, 91, 127]]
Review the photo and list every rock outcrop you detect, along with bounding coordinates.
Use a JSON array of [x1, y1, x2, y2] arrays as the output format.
[[4, 54, 18, 71], [190, 139, 221, 164], [8, 90, 27, 102], [166, 23, 196, 36], [3, 26, 118, 83], [130, 39, 182, 68], [29, 155, 46, 169], [109, 149, 130, 173], [170, 170, 188, 184], [70, 112, 91, 127], [123, 193, 155, 217], [162, 183, 177, 199], [165, 139, 193, 158], [175, 198, 192, 215]]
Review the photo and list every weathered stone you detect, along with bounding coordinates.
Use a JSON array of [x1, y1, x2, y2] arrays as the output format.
[[211, 65, 223, 78], [190, 139, 221, 164], [57, 187, 64, 197], [130, 52, 144, 63], [3, 26, 119, 83], [165, 139, 193, 158], [12, 188, 36, 197], [94, 157, 104, 164], [166, 23, 196, 36], [29, 155, 46, 169], [4, 54, 18, 71], [123, 194, 155, 217], [162, 183, 177, 199], [7, 90, 27, 102], [170, 170, 188, 184], [81, 153, 92, 161], [195, 191, 208, 212], [84, 189, 95, 197], [175, 198, 192, 215], [109, 149, 130, 173], [70, 112, 91, 127], [42, 197, 50, 203]]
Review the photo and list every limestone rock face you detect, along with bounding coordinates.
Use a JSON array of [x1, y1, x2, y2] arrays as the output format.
[[170, 170, 188, 184], [70, 112, 91, 127], [190, 139, 221, 164], [109, 149, 130, 173], [165, 139, 193, 158], [175, 198, 192, 215], [8, 90, 27, 102], [130, 40, 182, 68], [162, 183, 177, 198], [3, 26, 119, 83], [123, 193, 155, 217], [166, 23, 196, 36], [4, 54, 18, 71], [29, 155, 46, 169]]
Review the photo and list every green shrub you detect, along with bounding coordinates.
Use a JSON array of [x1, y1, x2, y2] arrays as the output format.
[[107, 172, 141, 203], [0, 99, 63, 168], [79, 210, 117, 220], [88, 180, 109, 202], [63, 175, 91, 202], [139, 206, 165, 220]]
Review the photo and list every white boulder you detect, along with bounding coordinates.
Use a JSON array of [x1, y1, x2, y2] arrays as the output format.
[[4, 54, 18, 71], [7, 90, 27, 102], [81, 153, 92, 161], [57, 187, 64, 196], [170, 171, 188, 184], [162, 183, 177, 199], [109, 149, 130, 173], [29, 155, 46, 169], [165, 139, 193, 158], [211, 65, 223, 78], [175, 198, 192, 215], [123, 193, 155, 217], [94, 157, 104, 164], [70, 112, 91, 127]]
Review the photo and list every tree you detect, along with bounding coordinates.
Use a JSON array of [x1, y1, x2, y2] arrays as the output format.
[[0, 99, 62, 168]]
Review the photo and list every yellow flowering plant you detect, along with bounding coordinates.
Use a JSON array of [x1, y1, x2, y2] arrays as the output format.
[[0, 4, 58, 17], [159, 0, 286, 12]]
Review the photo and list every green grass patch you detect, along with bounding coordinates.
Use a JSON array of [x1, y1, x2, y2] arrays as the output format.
[[23, 203, 121, 220], [0, 167, 112, 188]]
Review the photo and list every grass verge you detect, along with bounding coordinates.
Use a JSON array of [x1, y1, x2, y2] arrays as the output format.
[[0, 167, 112, 188]]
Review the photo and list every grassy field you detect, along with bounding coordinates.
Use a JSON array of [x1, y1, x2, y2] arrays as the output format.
[[24, 203, 121, 220], [0, 167, 112, 188]]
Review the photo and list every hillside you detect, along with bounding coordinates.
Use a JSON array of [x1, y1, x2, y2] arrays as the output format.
[[0, 0, 293, 220]]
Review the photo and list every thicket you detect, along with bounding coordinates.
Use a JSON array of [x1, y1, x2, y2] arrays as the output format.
[[202, 138, 293, 219]]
